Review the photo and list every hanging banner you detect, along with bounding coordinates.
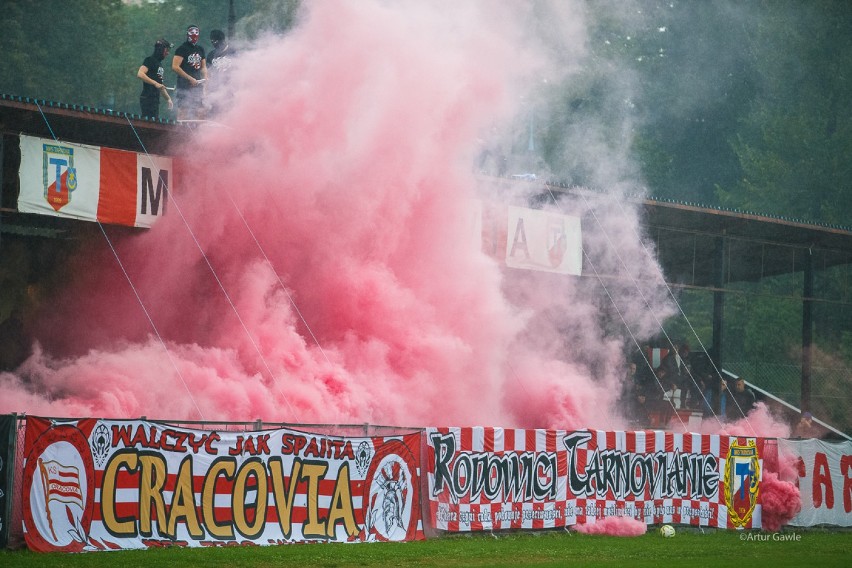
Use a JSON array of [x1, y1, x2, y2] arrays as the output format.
[[0, 415, 16, 549], [504, 206, 581, 275], [426, 427, 763, 531], [22, 417, 423, 552], [17, 135, 172, 228], [779, 438, 852, 527]]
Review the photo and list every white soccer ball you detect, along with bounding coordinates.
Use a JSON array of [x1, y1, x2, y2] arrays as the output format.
[[660, 524, 676, 538]]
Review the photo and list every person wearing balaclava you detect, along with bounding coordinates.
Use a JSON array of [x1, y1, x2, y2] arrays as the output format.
[[137, 38, 173, 118], [207, 29, 237, 115], [171, 25, 208, 120]]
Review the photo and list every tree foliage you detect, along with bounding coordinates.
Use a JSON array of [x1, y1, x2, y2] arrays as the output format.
[[1, 0, 126, 106], [0, 0, 298, 112], [717, 0, 852, 226]]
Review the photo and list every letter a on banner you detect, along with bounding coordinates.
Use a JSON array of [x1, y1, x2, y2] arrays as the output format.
[[504, 206, 581, 275]]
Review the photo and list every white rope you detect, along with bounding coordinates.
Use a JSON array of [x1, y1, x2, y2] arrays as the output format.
[[543, 187, 692, 433], [224, 191, 335, 368], [586, 187, 757, 433], [127, 118, 298, 421], [34, 103, 205, 420]]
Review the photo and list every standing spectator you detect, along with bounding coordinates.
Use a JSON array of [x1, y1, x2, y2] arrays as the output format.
[[206, 29, 237, 115], [726, 377, 756, 421], [627, 390, 652, 430], [660, 341, 691, 390], [793, 412, 821, 439], [687, 375, 714, 417], [663, 380, 682, 410], [172, 25, 207, 120], [618, 361, 638, 403], [208, 29, 235, 71], [137, 39, 173, 118], [719, 379, 729, 419]]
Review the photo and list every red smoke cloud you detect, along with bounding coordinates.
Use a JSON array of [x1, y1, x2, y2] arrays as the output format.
[[759, 471, 802, 532], [574, 517, 647, 537], [0, 2, 683, 430], [758, 444, 802, 531]]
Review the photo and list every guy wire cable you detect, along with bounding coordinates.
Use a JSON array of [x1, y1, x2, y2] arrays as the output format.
[[566, 186, 748, 433], [566, 187, 737, 432], [589, 187, 758, 431], [126, 117, 298, 421], [223, 190, 335, 369], [35, 102, 205, 420], [538, 185, 690, 432], [543, 186, 709, 433], [574, 191, 724, 429], [583, 245, 690, 432]]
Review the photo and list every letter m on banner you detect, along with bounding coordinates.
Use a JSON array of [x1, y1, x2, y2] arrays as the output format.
[[140, 167, 167, 216], [135, 154, 172, 228], [98, 148, 173, 228]]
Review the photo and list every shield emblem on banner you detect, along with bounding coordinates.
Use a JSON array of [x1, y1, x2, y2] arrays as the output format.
[[42, 143, 76, 212], [724, 438, 760, 527]]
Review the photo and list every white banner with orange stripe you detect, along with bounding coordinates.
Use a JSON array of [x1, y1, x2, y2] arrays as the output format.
[[17, 135, 172, 228], [22, 417, 423, 552], [426, 427, 765, 531]]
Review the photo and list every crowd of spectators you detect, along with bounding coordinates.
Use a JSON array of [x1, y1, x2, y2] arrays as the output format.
[[619, 341, 757, 430]]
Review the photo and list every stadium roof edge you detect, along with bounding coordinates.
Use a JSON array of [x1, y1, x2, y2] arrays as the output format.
[[0, 92, 177, 127], [541, 179, 852, 235], [0, 94, 180, 156]]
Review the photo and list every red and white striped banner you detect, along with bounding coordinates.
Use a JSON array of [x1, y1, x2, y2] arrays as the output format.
[[22, 417, 423, 552], [426, 427, 764, 531], [18, 135, 172, 228]]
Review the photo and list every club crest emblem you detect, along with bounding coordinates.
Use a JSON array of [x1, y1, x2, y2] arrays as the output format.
[[724, 438, 760, 527], [22, 424, 95, 552], [42, 143, 77, 212]]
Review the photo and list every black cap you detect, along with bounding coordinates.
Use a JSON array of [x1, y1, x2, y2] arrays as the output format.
[[155, 38, 173, 49], [210, 29, 225, 42]]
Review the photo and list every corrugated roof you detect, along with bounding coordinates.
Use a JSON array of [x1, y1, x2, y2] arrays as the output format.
[[0, 93, 176, 126], [0, 94, 178, 155]]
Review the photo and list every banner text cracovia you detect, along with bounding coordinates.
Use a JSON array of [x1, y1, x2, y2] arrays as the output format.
[[22, 418, 422, 552]]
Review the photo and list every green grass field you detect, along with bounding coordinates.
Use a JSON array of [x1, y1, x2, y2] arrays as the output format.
[[1, 528, 849, 568]]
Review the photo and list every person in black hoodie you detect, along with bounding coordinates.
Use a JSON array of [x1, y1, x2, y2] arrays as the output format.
[[137, 39, 173, 118]]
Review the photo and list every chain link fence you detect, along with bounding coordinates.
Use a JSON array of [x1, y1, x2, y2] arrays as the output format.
[[726, 361, 852, 436]]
